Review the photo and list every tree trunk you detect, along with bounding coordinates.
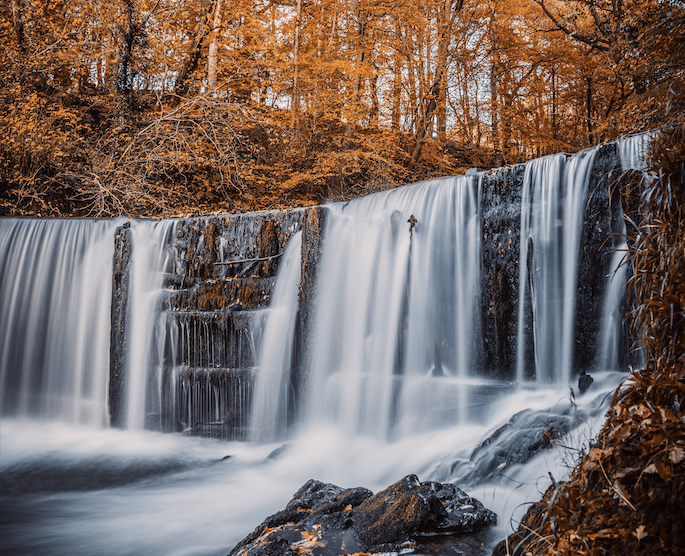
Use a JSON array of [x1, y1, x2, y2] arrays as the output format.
[[292, 0, 302, 127], [345, 1, 367, 138], [490, 58, 500, 153], [391, 20, 402, 132], [11, 0, 24, 49], [207, 0, 223, 92], [175, 1, 214, 97], [116, 0, 140, 126], [586, 75, 594, 145], [436, 0, 450, 142], [408, 69, 443, 169]]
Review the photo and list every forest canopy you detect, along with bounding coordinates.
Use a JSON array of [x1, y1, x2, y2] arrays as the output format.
[[1, 0, 683, 217]]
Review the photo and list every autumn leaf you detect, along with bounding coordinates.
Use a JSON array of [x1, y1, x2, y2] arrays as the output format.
[[669, 447, 685, 464], [634, 525, 648, 541]]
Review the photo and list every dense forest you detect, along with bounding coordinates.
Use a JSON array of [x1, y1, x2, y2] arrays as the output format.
[[1, 0, 683, 217]]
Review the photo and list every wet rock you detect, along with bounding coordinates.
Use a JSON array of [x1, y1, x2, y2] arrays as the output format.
[[463, 408, 575, 483], [353, 475, 496, 552], [228, 475, 496, 556], [479, 164, 527, 380], [578, 369, 594, 394], [228, 479, 372, 556], [266, 444, 290, 459], [0, 456, 199, 494], [109, 223, 132, 428]]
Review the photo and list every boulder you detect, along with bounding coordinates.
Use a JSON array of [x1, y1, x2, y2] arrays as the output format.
[[463, 408, 575, 484], [228, 475, 496, 556], [353, 475, 496, 552]]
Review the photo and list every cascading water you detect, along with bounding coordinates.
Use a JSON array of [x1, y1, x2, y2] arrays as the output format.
[[250, 231, 302, 441], [125, 221, 177, 430], [303, 176, 481, 439], [618, 131, 657, 171], [0, 137, 646, 556], [516, 148, 597, 384], [0, 218, 122, 426]]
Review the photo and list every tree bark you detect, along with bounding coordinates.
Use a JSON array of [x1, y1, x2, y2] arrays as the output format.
[[174, 1, 214, 97], [116, 0, 140, 126], [436, 0, 450, 142], [207, 0, 223, 92], [11, 0, 25, 49], [408, 69, 443, 168], [292, 0, 302, 127], [345, 1, 367, 138]]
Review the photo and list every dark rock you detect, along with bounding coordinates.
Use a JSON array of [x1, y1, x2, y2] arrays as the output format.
[[352, 475, 496, 552], [0, 456, 199, 495], [463, 408, 575, 483], [227, 479, 372, 556], [479, 164, 527, 380], [266, 444, 290, 459], [352, 475, 444, 551], [228, 476, 496, 556], [109, 223, 132, 428], [578, 369, 594, 394]]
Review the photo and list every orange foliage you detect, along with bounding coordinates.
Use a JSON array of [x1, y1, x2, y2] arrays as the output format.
[[0, 0, 682, 217]]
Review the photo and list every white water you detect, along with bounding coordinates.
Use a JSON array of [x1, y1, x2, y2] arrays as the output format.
[[0, 140, 637, 555], [0, 218, 123, 426], [250, 231, 302, 441], [517, 148, 597, 384], [0, 370, 622, 556], [618, 131, 657, 171], [125, 221, 177, 430], [303, 176, 480, 439]]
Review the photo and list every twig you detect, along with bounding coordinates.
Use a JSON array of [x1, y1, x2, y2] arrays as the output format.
[[599, 460, 637, 511], [214, 253, 283, 265]]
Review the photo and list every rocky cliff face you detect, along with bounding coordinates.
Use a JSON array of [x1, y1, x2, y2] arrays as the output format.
[[109, 208, 326, 437]]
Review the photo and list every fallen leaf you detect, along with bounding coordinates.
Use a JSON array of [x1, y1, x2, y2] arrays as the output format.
[[669, 446, 685, 464], [634, 525, 648, 541], [644, 463, 659, 474]]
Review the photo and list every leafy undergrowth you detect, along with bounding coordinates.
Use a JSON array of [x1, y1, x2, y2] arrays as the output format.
[[0, 87, 491, 219], [496, 126, 685, 556]]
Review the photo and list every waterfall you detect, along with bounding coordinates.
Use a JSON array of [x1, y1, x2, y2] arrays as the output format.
[[250, 231, 302, 441], [0, 218, 174, 429], [618, 131, 657, 171], [0, 140, 641, 556], [0, 218, 121, 426], [0, 140, 633, 436], [516, 148, 597, 384], [596, 240, 628, 370], [302, 176, 481, 439], [124, 221, 177, 430]]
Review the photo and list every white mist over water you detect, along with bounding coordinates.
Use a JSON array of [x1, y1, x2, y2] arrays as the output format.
[[0, 371, 622, 556]]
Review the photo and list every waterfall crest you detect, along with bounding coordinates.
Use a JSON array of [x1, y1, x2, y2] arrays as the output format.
[[516, 148, 597, 384]]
